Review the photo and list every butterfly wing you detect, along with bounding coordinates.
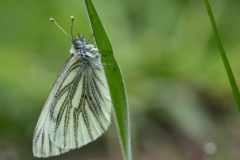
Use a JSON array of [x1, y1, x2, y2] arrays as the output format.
[[33, 55, 112, 158]]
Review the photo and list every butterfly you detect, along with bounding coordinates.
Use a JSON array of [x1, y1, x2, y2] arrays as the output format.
[[32, 17, 112, 158]]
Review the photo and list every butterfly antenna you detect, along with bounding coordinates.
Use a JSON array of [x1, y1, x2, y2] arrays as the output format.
[[50, 18, 71, 40], [70, 16, 74, 38]]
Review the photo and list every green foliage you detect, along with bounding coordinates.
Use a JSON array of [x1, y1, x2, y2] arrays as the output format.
[[84, 0, 132, 159], [204, 0, 240, 111]]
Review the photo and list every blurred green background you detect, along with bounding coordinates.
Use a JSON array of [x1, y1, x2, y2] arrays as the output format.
[[1, 0, 240, 159]]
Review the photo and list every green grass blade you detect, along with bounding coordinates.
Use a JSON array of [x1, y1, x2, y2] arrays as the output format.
[[204, 0, 240, 111], [84, 0, 132, 159]]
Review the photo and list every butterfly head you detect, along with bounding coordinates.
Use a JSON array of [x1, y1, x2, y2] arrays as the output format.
[[71, 34, 85, 49], [70, 34, 99, 61]]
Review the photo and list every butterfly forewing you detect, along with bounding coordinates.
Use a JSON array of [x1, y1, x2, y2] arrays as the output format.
[[33, 36, 112, 158]]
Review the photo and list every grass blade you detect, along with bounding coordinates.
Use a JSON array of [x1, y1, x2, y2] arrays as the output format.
[[84, 0, 132, 159], [204, 0, 240, 111]]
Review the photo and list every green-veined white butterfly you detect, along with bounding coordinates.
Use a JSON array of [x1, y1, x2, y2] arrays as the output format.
[[33, 17, 112, 158]]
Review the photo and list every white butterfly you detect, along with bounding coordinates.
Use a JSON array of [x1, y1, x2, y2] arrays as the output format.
[[33, 17, 112, 158]]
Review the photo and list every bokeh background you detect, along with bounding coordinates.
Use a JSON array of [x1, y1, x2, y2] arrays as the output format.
[[1, 0, 240, 159]]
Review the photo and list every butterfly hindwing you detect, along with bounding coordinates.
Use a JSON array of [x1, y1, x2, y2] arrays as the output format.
[[33, 53, 112, 158]]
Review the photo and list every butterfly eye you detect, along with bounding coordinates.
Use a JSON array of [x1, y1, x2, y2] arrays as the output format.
[[75, 41, 83, 47]]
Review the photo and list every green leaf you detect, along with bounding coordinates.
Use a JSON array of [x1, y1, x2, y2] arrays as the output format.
[[84, 0, 132, 160], [204, 0, 240, 111]]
